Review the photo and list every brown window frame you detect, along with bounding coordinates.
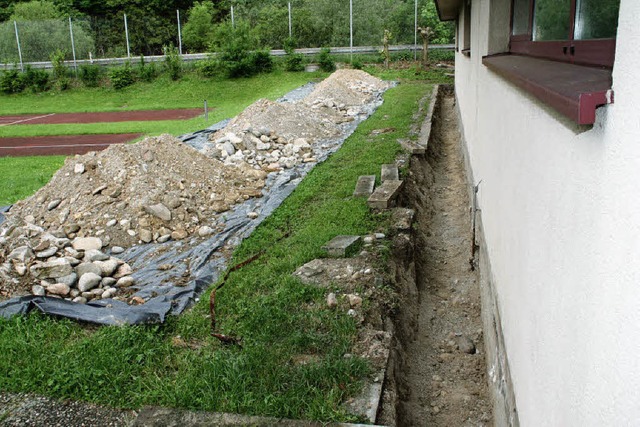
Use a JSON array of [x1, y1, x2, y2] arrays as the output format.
[[509, 0, 617, 68]]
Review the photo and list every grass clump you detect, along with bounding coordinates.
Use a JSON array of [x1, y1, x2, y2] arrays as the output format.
[[0, 78, 432, 421]]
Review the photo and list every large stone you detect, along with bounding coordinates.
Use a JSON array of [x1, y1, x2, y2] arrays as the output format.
[[222, 142, 236, 156], [322, 235, 362, 258], [31, 284, 46, 296], [76, 262, 103, 278], [7, 246, 34, 264], [144, 203, 172, 221], [84, 249, 110, 262], [353, 175, 376, 197], [367, 180, 404, 209], [30, 258, 73, 279], [78, 272, 102, 292], [57, 272, 78, 287], [74, 163, 85, 174], [47, 283, 71, 296], [94, 259, 119, 277], [72, 237, 103, 251], [139, 228, 153, 243], [116, 276, 136, 288], [113, 263, 133, 279]]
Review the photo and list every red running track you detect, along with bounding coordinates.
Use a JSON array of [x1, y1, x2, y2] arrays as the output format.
[[0, 108, 203, 126], [0, 134, 143, 157]]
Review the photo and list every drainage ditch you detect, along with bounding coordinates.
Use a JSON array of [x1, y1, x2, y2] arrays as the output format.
[[379, 88, 493, 426]]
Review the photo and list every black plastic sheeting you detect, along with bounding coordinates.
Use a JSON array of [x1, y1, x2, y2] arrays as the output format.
[[0, 82, 391, 325]]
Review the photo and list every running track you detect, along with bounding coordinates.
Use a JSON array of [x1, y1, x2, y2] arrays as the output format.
[[0, 109, 202, 157]]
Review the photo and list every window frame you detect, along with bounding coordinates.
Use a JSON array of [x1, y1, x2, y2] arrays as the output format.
[[509, 0, 618, 68]]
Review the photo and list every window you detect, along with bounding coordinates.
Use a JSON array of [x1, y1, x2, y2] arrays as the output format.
[[509, 0, 620, 67]]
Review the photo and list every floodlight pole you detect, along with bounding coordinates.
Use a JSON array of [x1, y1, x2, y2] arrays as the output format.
[[69, 17, 78, 75], [414, 0, 418, 60], [350, 0, 353, 62], [124, 13, 131, 58], [288, 2, 292, 38], [177, 10, 182, 54], [13, 21, 23, 72]]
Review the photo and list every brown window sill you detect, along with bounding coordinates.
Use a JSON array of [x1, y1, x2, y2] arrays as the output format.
[[482, 54, 613, 125]]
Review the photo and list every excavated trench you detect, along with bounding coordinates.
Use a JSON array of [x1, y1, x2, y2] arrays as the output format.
[[379, 89, 492, 426]]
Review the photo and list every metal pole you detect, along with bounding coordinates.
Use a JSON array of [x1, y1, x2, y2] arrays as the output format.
[[177, 10, 182, 54], [288, 2, 292, 38], [414, 0, 418, 60], [13, 21, 23, 72], [349, 0, 353, 62], [124, 13, 131, 58], [231, 6, 235, 28], [69, 16, 78, 75]]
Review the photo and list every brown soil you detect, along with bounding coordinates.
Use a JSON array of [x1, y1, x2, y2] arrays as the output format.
[[0, 109, 202, 126], [381, 93, 492, 426], [0, 134, 142, 157]]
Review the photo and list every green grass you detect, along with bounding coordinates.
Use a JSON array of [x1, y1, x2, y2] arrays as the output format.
[[0, 77, 433, 421], [0, 155, 65, 205]]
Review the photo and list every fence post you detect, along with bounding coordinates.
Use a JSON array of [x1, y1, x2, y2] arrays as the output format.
[[177, 10, 182, 55], [231, 6, 235, 28], [13, 21, 23, 72], [204, 100, 208, 121], [414, 0, 418, 60], [288, 2, 292, 39], [69, 16, 78, 75], [349, 0, 353, 62], [124, 13, 131, 58]]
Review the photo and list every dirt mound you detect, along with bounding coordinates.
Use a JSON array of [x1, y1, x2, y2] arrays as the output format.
[[305, 69, 392, 108]]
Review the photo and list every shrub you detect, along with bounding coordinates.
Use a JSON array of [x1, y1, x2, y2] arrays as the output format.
[[50, 49, 70, 90], [196, 57, 220, 78], [249, 49, 273, 73], [351, 58, 363, 70], [109, 62, 135, 90], [138, 55, 157, 82], [212, 21, 272, 78], [0, 69, 26, 94], [79, 64, 101, 87], [164, 45, 182, 81], [23, 65, 49, 92], [318, 48, 335, 72], [283, 37, 305, 72]]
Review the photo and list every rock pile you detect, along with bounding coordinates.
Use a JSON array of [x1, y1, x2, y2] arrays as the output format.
[[1, 231, 134, 303]]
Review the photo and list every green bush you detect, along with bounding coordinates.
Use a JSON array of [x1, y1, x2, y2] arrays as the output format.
[[196, 57, 220, 78], [22, 65, 49, 92], [138, 55, 157, 82], [351, 58, 363, 70], [109, 62, 135, 90], [0, 69, 26, 94], [250, 49, 273, 73], [164, 45, 182, 81], [318, 48, 336, 72], [50, 48, 70, 90], [283, 37, 305, 72], [79, 64, 101, 87]]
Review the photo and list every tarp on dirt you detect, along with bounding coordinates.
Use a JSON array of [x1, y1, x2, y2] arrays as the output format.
[[0, 82, 391, 326]]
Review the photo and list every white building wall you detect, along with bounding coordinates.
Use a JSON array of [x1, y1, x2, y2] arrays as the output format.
[[455, 0, 640, 425]]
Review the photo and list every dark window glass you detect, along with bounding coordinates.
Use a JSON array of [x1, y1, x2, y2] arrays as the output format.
[[512, 0, 531, 35], [533, 0, 571, 41], [574, 0, 621, 40]]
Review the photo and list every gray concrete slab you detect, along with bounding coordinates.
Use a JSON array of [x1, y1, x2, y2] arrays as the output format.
[[353, 175, 376, 197], [367, 180, 404, 210], [322, 235, 362, 257], [381, 164, 399, 182]]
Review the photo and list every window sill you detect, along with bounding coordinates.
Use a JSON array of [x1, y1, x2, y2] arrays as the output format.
[[482, 54, 613, 125], [461, 49, 471, 57]]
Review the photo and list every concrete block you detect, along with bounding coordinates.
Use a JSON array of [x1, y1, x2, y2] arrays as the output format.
[[368, 180, 404, 210], [381, 164, 399, 182], [322, 235, 362, 257], [353, 175, 376, 197]]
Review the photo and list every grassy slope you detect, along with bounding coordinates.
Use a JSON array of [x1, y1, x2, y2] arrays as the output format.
[[0, 79, 432, 422]]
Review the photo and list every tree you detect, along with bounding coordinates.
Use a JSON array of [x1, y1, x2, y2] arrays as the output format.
[[182, 0, 216, 52], [421, 0, 454, 44]]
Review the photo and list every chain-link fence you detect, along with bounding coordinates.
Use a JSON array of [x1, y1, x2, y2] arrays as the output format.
[[0, 1, 452, 67]]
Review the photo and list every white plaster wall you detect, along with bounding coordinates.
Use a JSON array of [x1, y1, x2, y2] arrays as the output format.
[[455, 0, 640, 425]]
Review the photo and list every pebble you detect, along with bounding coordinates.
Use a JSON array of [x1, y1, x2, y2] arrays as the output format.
[[106, 219, 117, 227], [74, 163, 85, 174], [139, 229, 153, 243], [327, 292, 338, 308], [363, 236, 374, 244], [83, 249, 109, 262], [101, 277, 117, 287], [47, 200, 61, 211], [31, 284, 45, 296], [171, 229, 188, 240], [73, 296, 87, 304], [113, 263, 133, 279], [375, 233, 385, 239], [347, 309, 357, 317], [247, 212, 259, 219], [157, 234, 171, 243], [111, 246, 125, 255], [94, 259, 119, 277], [14, 263, 27, 276], [198, 226, 215, 237], [127, 229, 136, 236], [35, 246, 58, 259], [456, 336, 476, 354], [57, 272, 78, 287], [347, 294, 363, 308], [102, 288, 117, 299], [78, 273, 102, 292]]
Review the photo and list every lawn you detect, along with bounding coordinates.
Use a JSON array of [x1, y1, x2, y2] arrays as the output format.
[[0, 69, 439, 421]]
